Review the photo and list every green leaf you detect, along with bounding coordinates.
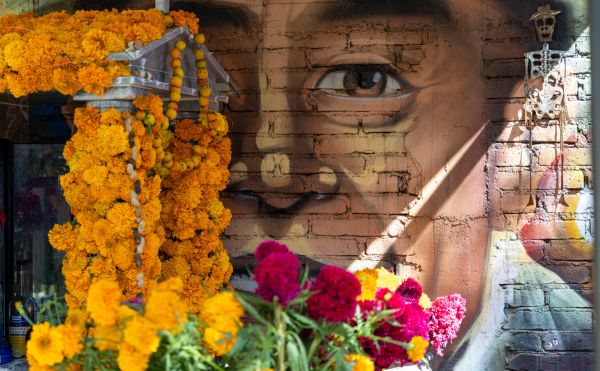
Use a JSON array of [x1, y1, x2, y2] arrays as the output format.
[[234, 293, 275, 330]]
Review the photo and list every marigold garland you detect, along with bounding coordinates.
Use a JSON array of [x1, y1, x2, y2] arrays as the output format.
[[8, 8, 237, 369], [0, 9, 198, 97]]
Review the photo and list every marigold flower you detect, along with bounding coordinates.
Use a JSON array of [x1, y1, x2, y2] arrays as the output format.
[[145, 288, 188, 333], [345, 354, 375, 371], [48, 223, 77, 251], [77, 64, 113, 96], [123, 316, 159, 354], [56, 324, 84, 358], [355, 269, 378, 301], [117, 343, 150, 371], [86, 279, 122, 326], [26, 322, 64, 366], [407, 336, 429, 363]]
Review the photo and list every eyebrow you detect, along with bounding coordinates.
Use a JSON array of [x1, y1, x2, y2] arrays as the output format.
[[321, 0, 451, 22]]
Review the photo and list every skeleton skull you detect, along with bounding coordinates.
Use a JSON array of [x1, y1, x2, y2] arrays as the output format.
[[531, 5, 561, 43]]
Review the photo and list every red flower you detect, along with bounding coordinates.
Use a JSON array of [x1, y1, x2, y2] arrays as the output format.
[[254, 239, 290, 262], [361, 289, 430, 369], [307, 265, 361, 323], [253, 250, 300, 306], [395, 277, 423, 303]]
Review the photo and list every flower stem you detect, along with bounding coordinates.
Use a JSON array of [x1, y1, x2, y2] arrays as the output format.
[[274, 301, 286, 371]]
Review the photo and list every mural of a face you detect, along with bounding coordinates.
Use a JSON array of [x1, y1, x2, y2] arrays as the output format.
[[191, 0, 507, 343]]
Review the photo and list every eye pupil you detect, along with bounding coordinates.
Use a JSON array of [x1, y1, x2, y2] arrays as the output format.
[[342, 68, 386, 96], [359, 71, 381, 89]]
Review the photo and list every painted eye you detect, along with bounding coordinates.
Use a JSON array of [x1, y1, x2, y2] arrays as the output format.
[[315, 65, 411, 97]]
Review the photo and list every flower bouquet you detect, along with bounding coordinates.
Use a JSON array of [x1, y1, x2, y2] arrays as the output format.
[[23, 240, 466, 370]]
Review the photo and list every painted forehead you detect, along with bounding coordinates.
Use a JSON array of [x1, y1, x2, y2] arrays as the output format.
[[184, 0, 454, 29]]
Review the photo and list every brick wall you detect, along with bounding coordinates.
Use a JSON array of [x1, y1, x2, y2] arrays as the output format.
[[196, 0, 593, 369], [0, 0, 591, 369]]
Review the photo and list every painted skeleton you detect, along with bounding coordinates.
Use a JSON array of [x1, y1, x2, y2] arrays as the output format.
[[523, 5, 568, 205]]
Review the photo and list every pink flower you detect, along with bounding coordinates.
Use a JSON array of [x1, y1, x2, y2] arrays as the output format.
[[427, 294, 467, 356], [307, 265, 361, 323], [255, 240, 290, 262], [253, 250, 300, 306]]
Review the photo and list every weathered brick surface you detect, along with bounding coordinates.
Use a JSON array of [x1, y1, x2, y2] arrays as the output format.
[[197, 0, 594, 368]]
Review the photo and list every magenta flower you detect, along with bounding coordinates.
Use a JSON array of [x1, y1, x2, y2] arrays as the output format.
[[427, 294, 467, 356], [255, 239, 290, 262], [360, 289, 430, 369], [396, 277, 423, 303], [253, 250, 300, 306], [307, 265, 361, 323]]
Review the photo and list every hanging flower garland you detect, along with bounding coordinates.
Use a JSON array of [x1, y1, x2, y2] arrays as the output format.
[[158, 35, 233, 313], [48, 99, 165, 306], [41, 9, 233, 310]]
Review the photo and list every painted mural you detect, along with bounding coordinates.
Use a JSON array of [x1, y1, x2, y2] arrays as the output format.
[[186, 0, 591, 369], [6, 0, 591, 369]]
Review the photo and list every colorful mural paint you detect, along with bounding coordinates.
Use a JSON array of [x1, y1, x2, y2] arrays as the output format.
[[4, 0, 591, 369]]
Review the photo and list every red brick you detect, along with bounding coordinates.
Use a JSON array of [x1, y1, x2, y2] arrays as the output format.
[[499, 191, 536, 213], [311, 216, 388, 237], [225, 217, 309, 238], [350, 194, 416, 215], [548, 239, 593, 261], [316, 134, 406, 155]]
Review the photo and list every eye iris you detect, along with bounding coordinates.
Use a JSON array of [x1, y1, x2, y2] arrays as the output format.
[[342, 69, 386, 97]]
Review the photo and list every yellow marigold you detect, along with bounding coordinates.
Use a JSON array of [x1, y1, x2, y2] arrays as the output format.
[[27, 322, 64, 367], [144, 288, 188, 333], [92, 219, 112, 250], [123, 316, 159, 354], [48, 223, 77, 252], [86, 279, 121, 326], [203, 320, 238, 356], [77, 64, 113, 96], [52, 68, 81, 96], [56, 324, 84, 358], [355, 269, 377, 301], [74, 105, 101, 133], [3, 39, 27, 70], [169, 10, 199, 34], [419, 293, 432, 310], [106, 202, 136, 237], [109, 238, 134, 271], [345, 354, 375, 371], [94, 124, 129, 158], [91, 324, 121, 351], [81, 29, 125, 61], [99, 109, 123, 128], [199, 291, 243, 327], [117, 343, 150, 371], [90, 256, 117, 280], [207, 198, 224, 219], [65, 309, 88, 328], [82, 165, 109, 186], [407, 336, 429, 363], [26, 352, 53, 371], [375, 267, 401, 291], [160, 256, 191, 280]]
